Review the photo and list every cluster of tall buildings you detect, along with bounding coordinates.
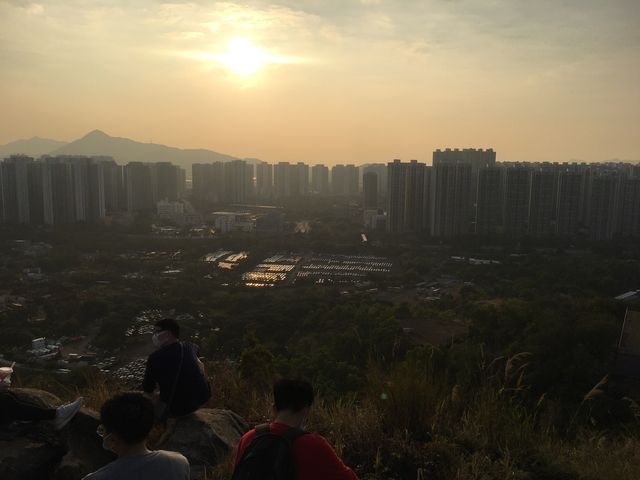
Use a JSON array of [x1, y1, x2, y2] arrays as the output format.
[[0, 155, 185, 224], [385, 149, 640, 240], [192, 161, 378, 201], [5, 149, 639, 240]]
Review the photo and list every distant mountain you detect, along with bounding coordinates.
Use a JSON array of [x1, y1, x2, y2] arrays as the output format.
[[0, 136, 68, 158], [50, 130, 239, 168]]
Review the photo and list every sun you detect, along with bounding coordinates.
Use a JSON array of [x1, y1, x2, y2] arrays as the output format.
[[220, 38, 267, 76]]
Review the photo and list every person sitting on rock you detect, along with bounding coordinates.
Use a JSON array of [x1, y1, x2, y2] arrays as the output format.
[[84, 392, 189, 480], [232, 378, 359, 480], [0, 364, 83, 429], [142, 318, 211, 420]]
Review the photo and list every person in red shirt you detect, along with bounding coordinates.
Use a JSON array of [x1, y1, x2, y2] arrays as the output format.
[[234, 379, 358, 480]]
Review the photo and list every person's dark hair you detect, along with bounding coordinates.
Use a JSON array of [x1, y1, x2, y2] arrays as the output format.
[[100, 392, 155, 444], [273, 379, 314, 412], [155, 318, 180, 338]]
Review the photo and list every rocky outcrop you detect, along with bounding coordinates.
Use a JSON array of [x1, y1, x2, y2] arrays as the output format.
[[0, 389, 248, 480], [163, 409, 249, 478]]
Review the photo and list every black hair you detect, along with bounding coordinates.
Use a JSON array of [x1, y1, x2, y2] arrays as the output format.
[[155, 318, 180, 338], [100, 392, 155, 444], [273, 378, 314, 412]]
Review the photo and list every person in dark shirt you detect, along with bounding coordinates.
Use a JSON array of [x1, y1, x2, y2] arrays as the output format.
[[142, 318, 210, 418]]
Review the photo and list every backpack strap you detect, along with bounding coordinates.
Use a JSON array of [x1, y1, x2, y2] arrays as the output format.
[[254, 424, 271, 436], [253, 424, 307, 443], [280, 427, 307, 443]]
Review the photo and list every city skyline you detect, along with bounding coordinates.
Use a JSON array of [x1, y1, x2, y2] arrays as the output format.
[[1, 1, 639, 165]]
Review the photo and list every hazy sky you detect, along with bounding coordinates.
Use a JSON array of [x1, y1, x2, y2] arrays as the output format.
[[1, 0, 639, 165]]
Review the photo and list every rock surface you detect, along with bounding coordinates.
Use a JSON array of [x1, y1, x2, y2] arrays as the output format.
[[164, 409, 249, 469], [0, 388, 248, 480]]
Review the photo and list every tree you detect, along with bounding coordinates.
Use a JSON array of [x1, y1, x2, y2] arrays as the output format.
[[80, 300, 109, 321], [238, 332, 275, 391]]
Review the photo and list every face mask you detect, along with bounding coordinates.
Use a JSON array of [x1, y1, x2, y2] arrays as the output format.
[[152, 332, 163, 347], [102, 434, 113, 452]]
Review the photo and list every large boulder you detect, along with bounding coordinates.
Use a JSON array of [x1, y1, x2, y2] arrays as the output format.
[[0, 388, 249, 480], [163, 409, 249, 475], [0, 389, 67, 480]]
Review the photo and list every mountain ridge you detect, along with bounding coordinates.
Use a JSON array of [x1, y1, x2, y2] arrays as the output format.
[[50, 130, 240, 168], [0, 130, 249, 168], [0, 136, 68, 157]]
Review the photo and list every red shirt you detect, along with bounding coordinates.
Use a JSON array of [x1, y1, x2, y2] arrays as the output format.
[[234, 422, 358, 480]]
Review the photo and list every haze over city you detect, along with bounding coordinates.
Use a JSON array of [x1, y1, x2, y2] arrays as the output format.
[[1, 0, 639, 165]]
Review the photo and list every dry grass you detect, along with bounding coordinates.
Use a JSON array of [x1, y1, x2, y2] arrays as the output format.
[[20, 354, 640, 480]]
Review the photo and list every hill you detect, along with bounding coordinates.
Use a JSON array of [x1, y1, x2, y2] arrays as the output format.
[[50, 130, 239, 169], [0, 136, 68, 158]]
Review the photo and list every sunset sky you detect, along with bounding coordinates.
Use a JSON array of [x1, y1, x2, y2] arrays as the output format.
[[1, 0, 639, 165]]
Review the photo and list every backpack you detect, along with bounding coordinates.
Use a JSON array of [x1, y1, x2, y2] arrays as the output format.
[[231, 424, 308, 480]]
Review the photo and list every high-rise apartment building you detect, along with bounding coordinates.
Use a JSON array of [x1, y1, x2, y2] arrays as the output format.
[[362, 164, 388, 196], [386, 160, 407, 233], [192, 162, 225, 203], [274, 162, 309, 198], [475, 166, 503, 235], [1, 155, 32, 223], [431, 161, 473, 237], [311, 164, 329, 195], [555, 168, 586, 236], [528, 167, 557, 237], [155, 162, 181, 201], [588, 171, 622, 241], [297, 162, 309, 196], [255, 162, 273, 199], [98, 159, 123, 212], [331, 164, 359, 195], [503, 166, 531, 237], [125, 162, 155, 212], [431, 149, 494, 237], [44, 157, 75, 224], [223, 160, 253, 203], [362, 171, 378, 209], [620, 178, 640, 238], [386, 160, 428, 233]]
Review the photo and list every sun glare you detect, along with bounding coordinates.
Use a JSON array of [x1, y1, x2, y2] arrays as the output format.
[[220, 38, 267, 76]]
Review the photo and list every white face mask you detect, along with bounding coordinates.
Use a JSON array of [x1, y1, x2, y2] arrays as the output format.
[[102, 434, 113, 452], [152, 332, 163, 347]]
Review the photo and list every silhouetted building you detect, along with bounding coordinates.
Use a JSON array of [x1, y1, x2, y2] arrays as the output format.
[[192, 162, 224, 203], [311, 164, 329, 195], [223, 160, 253, 203], [331, 164, 359, 195], [255, 162, 273, 199], [274, 162, 308, 198], [155, 162, 181, 201], [387, 159, 428, 233], [1, 155, 32, 223], [431, 161, 472, 237], [620, 178, 640, 237], [528, 166, 557, 237], [431, 148, 495, 237], [362, 171, 378, 209], [125, 162, 154, 212], [588, 171, 622, 240], [362, 164, 388, 196], [555, 167, 586, 236], [476, 166, 503, 235], [503, 166, 531, 237]]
